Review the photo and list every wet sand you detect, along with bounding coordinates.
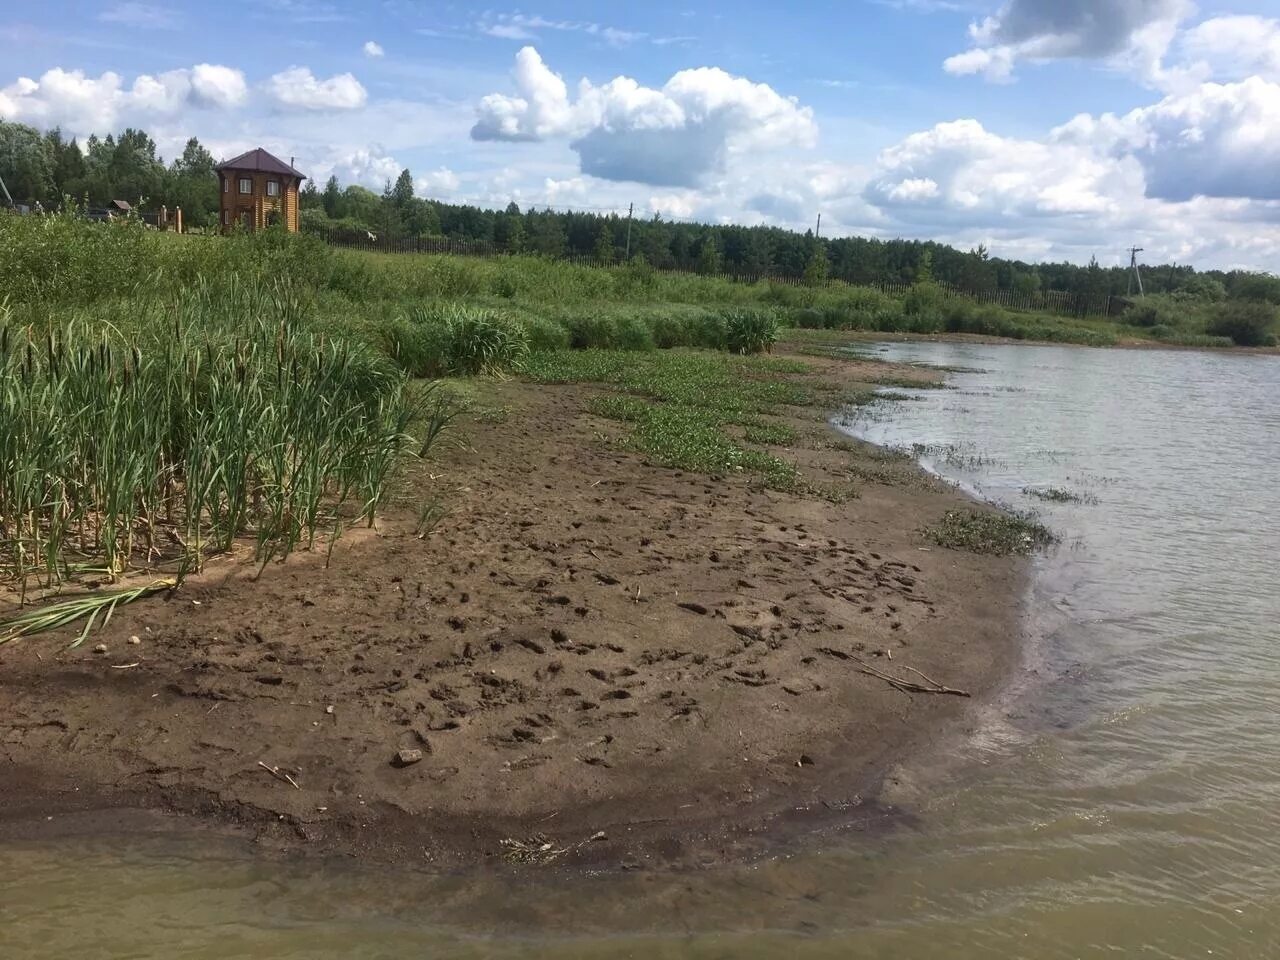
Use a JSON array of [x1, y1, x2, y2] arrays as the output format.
[[0, 352, 1025, 869]]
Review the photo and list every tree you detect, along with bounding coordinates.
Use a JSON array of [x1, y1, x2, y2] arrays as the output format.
[[391, 168, 414, 209], [167, 137, 218, 224], [402, 196, 441, 237], [321, 175, 341, 217], [915, 249, 934, 284], [299, 179, 320, 209], [526, 211, 566, 257], [593, 221, 615, 264], [960, 244, 996, 293], [0, 120, 55, 204], [803, 240, 829, 286], [494, 210, 524, 252], [696, 232, 721, 275]]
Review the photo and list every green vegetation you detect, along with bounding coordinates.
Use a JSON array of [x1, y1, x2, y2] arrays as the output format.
[[526, 350, 810, 490], [0, 294, 438, 607], [1023, 486, 1097, 505], [1118, 292, 1279, 347], [924, 509, 1057, 556]]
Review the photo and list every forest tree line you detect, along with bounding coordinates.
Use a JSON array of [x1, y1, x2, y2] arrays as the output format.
[[3, 119, 1277, 302]]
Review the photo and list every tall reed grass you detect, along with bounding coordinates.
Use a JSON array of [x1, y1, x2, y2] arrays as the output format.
[[0, 287, 438, 603]]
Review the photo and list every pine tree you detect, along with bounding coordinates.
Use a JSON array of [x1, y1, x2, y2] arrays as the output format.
[[392, 168, 414, 208], [803, 240, 829, 286], [696, 232, 721, 275], [321, 175, 341, 217], [593, 221, 615, 264]]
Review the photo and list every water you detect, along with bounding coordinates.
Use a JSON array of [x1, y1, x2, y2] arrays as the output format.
[[4, 341, 1279, 959]]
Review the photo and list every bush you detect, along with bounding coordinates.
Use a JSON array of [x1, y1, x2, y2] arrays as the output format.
[[403, 304, 530, 375], [724, 309, 779, 355], [524, 316, 571, 351], [1205, 300, 1279, 347], [561, 312, 619, 349], [793, 307, 825, 329], [614, 315, 657, 351], [1124, 298, 1182, 328], [903, 282, 946, 331]]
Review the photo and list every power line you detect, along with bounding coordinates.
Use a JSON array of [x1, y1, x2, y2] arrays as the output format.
[[1127, 246, 1145, 298]]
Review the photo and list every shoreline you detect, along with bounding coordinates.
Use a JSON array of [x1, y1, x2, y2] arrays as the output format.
[[788, 327, 1280, 355], [0, 348, 1029, 870]]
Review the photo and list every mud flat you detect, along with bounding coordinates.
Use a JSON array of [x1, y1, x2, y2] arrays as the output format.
[[0, 350, 1025, 869]]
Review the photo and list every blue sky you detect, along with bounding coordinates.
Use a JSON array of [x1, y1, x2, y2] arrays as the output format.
[[4, 1, 1280, 269]]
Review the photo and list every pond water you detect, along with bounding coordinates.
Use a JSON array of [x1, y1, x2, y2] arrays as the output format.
[[4, 341, 1279, 959]]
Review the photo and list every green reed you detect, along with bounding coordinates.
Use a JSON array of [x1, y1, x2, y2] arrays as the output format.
[[0, 290, 436, 600]]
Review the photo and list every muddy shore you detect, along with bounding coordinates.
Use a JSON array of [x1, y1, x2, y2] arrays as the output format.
[[0, 351, 1026, 869]]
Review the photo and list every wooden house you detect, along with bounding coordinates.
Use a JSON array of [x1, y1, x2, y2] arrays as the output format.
[[215, 148, 306, 233]]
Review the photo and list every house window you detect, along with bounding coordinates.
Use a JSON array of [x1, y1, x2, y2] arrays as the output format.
[[222, 209, 229, 225], [266, 180, 280, 197], [222, 177, 228, 193], [239, 177, 252, 194]]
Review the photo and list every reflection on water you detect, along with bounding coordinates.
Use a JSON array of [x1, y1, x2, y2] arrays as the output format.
[[4, 342, 1280, 959]]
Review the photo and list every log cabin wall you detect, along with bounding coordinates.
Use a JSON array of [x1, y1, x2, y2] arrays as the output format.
[[218, 170, 302, 233]]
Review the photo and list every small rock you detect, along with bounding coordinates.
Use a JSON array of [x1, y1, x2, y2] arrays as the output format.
[[798, 754, 815, 767], [590, 830, 607, 841], [93, 643, 107, 654], [325, 705, 335, 715], [393, 748, 424, 767], [128, 635, 141, 645]]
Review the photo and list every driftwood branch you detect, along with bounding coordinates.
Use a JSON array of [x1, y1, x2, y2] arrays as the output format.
[[816, 647, 970, 697]]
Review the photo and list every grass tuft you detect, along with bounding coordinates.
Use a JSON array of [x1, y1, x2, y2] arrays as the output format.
[[923, 509, 1057, 555]]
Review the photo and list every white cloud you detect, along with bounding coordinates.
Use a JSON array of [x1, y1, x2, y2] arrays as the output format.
[[944, 0, 1192, 82], [1125, 77, 1280, 201], [332, 147, 400, 187], [415, 167, 461, 197], [266, 66, 367, 111], [98, 2, 178, 29], [0, 64, 245, 136], [1178, 16, 1280, 82], [471, 46, 817, 187], [189, 64, 248, 107], [362, 40, 385, 58], [478, 13, 648, 47]]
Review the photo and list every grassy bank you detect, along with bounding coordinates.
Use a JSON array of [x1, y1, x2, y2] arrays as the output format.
[[9, 214, 1274, 362], [0, 214, 1088, 642]]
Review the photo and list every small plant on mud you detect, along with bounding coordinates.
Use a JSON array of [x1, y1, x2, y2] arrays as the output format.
[[923, 509, 1056, 556]]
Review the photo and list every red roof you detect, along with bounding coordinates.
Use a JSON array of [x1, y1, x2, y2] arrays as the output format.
[[215, 148, 306, 180]]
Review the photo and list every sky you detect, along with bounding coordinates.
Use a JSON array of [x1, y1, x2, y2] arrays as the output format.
[[3, 0, 1280, 270]]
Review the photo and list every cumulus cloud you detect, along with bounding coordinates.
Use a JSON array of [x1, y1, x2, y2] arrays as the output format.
[[415, 167, 461, 197], [0, 64, 246, 136], [471, 46, 816, 187], [864, 118, 1138, 221], [362, 40, 385, 58], [331, 147, 400, 187], [944, 0, 1191, 82], [1125, 78, 1280, 201], [1177, 16, 1280, 82], [266, 67, 367, 111]]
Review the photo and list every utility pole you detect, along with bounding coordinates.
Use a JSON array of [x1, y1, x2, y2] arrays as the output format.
[[624, 202, 634, 260], [1128, 246, 1145, 298], [0, 172, 14, 209], [814, 212, 821, 238]]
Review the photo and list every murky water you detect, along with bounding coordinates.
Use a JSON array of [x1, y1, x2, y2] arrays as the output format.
[[5, 341, 1280, 959]]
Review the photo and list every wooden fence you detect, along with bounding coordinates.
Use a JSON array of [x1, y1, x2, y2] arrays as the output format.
[[315, 228, 1117, 319]]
